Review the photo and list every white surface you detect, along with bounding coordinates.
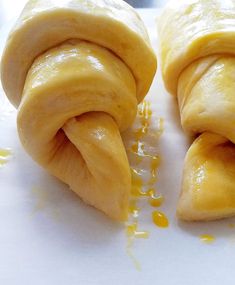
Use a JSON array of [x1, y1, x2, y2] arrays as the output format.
[[0, 0, 28, 27], [1, 9, 235, 285]]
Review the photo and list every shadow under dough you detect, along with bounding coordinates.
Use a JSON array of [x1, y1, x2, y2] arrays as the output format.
[[178, 217, 235, 239], [24, 163, 124, 247]]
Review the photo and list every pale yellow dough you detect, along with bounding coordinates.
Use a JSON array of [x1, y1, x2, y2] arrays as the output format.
[[1, 0, 156, 107], [1, 0, 157, 221], [159, 0, 235, 221]]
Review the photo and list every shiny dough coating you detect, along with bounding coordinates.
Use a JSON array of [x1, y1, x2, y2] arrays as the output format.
[[1, 0, 157, 221], [159, 0, 235, 221]]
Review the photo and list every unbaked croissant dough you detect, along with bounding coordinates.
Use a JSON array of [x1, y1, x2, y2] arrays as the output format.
[[159, 0, 235, 221], [1, 0, 157, 221]]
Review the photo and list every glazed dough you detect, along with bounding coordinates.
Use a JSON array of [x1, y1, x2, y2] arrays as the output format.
[[159, 0, 235, 221], [1, 0, 157, 221]]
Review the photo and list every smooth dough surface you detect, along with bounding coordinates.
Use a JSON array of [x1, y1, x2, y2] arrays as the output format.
[[1, 0, 157, 107], [1, 0, 157, 221], [159, 0, 235, 221]]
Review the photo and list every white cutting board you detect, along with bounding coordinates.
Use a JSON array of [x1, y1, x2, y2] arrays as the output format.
[[1, 9, 235, 285]]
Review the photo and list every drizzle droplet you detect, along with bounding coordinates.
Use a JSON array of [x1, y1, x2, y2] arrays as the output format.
[[126, 222, 149, 239], [200, 234, 215, 244], [128, 199, 140, 216], [148, 194, 164, 207], [152, 211, 169, 228], [0, 148, 12, 166], [130, 168, 145, 197]]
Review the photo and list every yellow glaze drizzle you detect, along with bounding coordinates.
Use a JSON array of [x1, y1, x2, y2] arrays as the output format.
[[125, 220, 148, 271], [151, 156, 160, 176], [156, 117, 164, 138], [128, 199, 140, 216], [125, 101, 165, 269], [129, 101, 167, 228], [149, 155, 160, 186], [134, 231, 149, 239], [200, 234, 215, 244], [134, 101, 152, 140], [130, 170, 160, 199], [126, 237, 141, 271], [148, 194, 164, 207], [130, 167, 144, 197], [131, 141, 144, 163], [138, 100, 152, 118], [126, 222, 149, 239], [0, 148, 12, 166], [131, 141, 144, 154], [152, 211, 169, 228], [134, 123, 149, 141], [125, 221, 148, 271], [126, 222, 138, 237]]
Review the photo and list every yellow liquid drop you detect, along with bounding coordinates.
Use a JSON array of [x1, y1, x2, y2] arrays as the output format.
[[130, 168, 145, 197], [152, 211, 169, 228], [126, 223, 138, 237], [148, 156, 160, 186], [126, 222, 149, 239], [200, 234, 215, 244], [130, 171, 158, 198], [128, 199, 140, 216], [156, 117, 164, 137], [130, 141, 145, 163], [148, 194, 164, 207], [134, 101, 152, 140], [134, 123, 149, 140], [0, 148, 12, 166], [134, 230, 149, 239], [145, 188, 154, 197], [228, 223, 235, 228], [126, 100, 164, 271], [140, 101, 152, 121], [130, 142, 161, 172], [138, 100, 152, 119], [131, 141, 144, 154], [151, 156, 160, 174]]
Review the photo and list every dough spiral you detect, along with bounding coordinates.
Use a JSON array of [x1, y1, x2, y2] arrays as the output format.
[[1, 0, 157, 221], [159, 0, 235, 221]]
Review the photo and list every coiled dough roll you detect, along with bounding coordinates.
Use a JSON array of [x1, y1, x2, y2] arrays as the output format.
[[1, 0, 157, 221], [159, 0, 235, 221]]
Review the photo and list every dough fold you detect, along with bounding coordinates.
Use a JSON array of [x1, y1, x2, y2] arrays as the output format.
[[159, 0, 235, 221], [1, 0, 157, 221]]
